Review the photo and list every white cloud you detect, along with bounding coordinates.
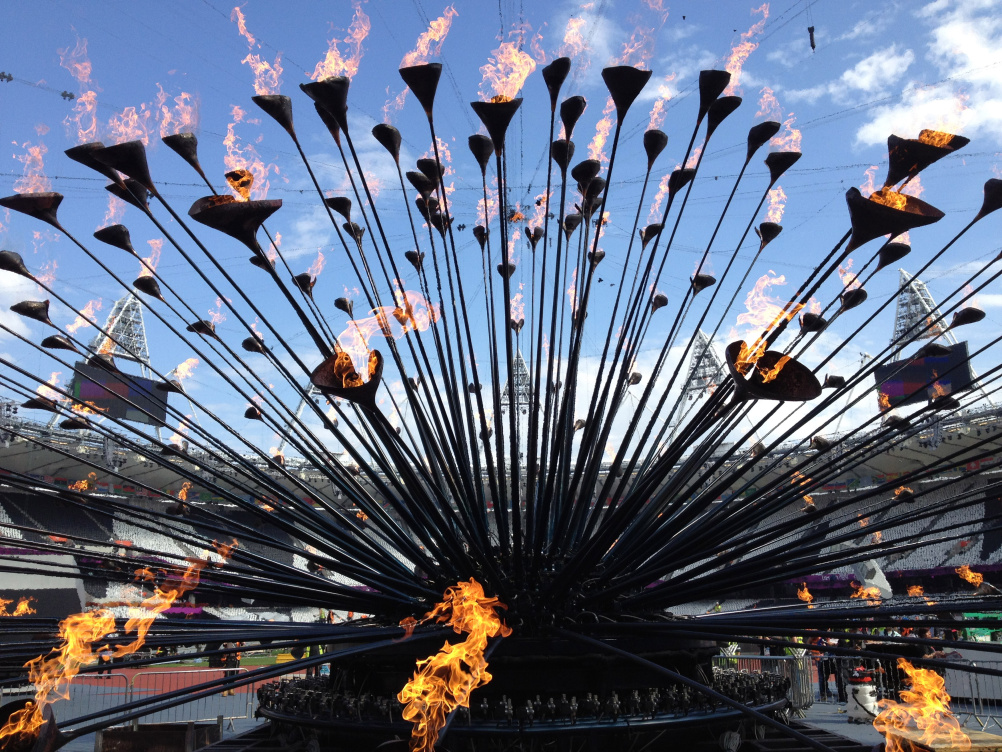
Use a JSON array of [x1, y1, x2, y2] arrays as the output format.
[[855, 0, 1002, 146], [840, 46, 915, 95], [787, 45, 915, 105], [0, 274, 40, 342]]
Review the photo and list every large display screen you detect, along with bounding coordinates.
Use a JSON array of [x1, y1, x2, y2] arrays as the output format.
[[874, 341, 974, 410], [70, 362, 169, 426]]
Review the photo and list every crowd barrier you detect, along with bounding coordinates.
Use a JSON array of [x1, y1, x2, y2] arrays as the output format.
[[712, 654, 815, 716], [810, 653, 1002, 731], [1, 672, 131, 723]]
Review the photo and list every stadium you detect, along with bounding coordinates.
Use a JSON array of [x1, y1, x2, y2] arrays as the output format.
[[2, 1, 1002, 751]]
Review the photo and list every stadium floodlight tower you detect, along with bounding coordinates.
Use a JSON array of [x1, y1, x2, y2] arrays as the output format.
[[890, 269, 957, 357], [668, 329, 726, 439], [499, 349, 532, 467], [891, 269, 992, 403], [45, 292, 159, 433]]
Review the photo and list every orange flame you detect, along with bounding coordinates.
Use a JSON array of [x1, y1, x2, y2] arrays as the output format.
[[154, 88, 198, 138], [58, 36, 92, 85], [869, 188, 910, 211], [851, 582, 882, 603], [956, 564, 983, 588], [510, 283, 525, 322], [0, 541, 234, 747], [208, 297, 227, 327], [58, 37, 101, 144], [167, 416, 191, 448], [8, 597, 38, 617], [771, 113, 802, 152], [102, 193, 126, 230], [37, 372, 63, 403], [685, 144, 704, 170], [267, 232, 281, 264], [71, 401, 107, 417], [308, 250, 326, 280], [765, 186, 786, 223], [477, 179, 500, 225], [401, 6, 459, 67], [66, 299, 102, 334], [231, 6, 256, 45], [558, 16, 587, 59], [860, 165, 879, 196], [648, 172, 672, 223], [908, 585, 924, 597], [242, 52, 283, 97], [612, 19, 658, 68], [588, 96, 616, 163], [723, 3, 769, 95], [757, 353, 791, 383], [797, 583, 813, 604], [838, 259, 861, 291], [878, 392, 892, 412], [13, 140, 51, 193], [567, 268, 578, 317], [69, 472, 98, 492], [107, 104, 155, 146], [178, 481, 192, 502], [479, 25, 537, 102], [872, 530, 883, 543], [647, 76, 676, 131], [529, 189, 551, 228], [336, 289, 441, 376], [895, 486, 913, 498], [930, 374, 948, 400], [736, 271, 802, 335], [311, 1, 371, 80], [874, 659, 971, 752], [223, 105, 278, 201], [175, 358, 199, 381], [734, 339, 767, 376], [35, 259, 57, 290], [398, 579, 511, 752], [756, 86, 782, 120], [138, 238, 163, 280], [918, 130, 956, 149], [231, 6, 283, 95], [67, 90, 100, 144]]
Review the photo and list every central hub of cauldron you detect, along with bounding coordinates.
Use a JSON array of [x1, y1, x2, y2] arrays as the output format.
[[256, 633, 791, 748]]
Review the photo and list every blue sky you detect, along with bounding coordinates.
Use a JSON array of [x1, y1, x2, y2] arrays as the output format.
[[1, 0, 1001, 459]]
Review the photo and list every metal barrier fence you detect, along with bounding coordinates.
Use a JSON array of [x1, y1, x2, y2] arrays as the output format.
[[1, 672, 131, 723], [126, 668, 256, 727], [712, 654, 815, 715], [810, 654, 998, 730]]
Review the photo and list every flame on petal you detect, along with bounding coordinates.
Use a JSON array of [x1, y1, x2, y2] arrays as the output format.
[[874, 659, 971, 752], [765, 186, 787, 223], [138, 239, 162, 280], [13, 141, 52, 193], [398, 579, 511, 752], [311, 2, 371, 80], [722, 3, 769, 95], [66, 299, 102, 334], [956, 564, 983, 588], [479, 25, 537, 102], [851, 582, 882, 603], [402, 6, 459, 67]]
